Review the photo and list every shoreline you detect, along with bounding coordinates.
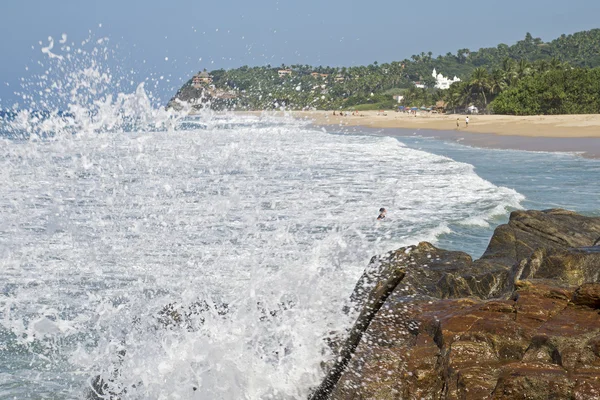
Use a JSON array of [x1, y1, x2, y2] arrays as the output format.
[[285, 111, 600, 159], [326, 125, 600, 159], [291, 110, 600, 138]]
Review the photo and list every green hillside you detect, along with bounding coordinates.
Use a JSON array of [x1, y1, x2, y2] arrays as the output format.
[[169, 29, 600, 114]]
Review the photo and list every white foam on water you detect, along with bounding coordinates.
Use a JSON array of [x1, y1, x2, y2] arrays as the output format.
[[0, 40, 525, 399], [0, 115, 524, 399]]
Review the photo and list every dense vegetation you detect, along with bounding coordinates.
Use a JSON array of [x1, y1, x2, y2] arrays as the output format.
[[170, 29, 600, 114], [423, 59, 600, 115], [490, 67, 600, 115]]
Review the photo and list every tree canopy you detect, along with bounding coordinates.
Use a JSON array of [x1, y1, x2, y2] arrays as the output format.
[[490, 67, 600, 115], [169, 29, 600, 114]]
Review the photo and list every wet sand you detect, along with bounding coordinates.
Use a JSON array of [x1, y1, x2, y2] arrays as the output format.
[[333, 125, 600, 159], [293, 110, 600, 138], [288, 111, 600, 158]]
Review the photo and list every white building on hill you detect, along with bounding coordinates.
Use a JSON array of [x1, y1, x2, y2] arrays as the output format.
[[432, 68, 461, 90]]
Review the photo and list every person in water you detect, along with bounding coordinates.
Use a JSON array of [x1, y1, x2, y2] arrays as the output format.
[[377, 208, 387, 220]]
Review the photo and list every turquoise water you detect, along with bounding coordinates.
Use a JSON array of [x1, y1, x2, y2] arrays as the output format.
[[400, 135, 600, 213], [336, 128, 600, 258], [394, 133, 600, 256]]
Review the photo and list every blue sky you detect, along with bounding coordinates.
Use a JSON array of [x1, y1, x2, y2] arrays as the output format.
[[1, 0, 599, 106]]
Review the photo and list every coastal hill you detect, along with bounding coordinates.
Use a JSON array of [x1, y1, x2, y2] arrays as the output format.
[[168, 29, 600, 115]]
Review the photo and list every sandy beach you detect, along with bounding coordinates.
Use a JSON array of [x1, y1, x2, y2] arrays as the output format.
[[292, 110, 600, 138], [277, 110, 600, 158]]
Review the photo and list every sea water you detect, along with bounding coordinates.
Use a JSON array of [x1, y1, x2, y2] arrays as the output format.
[[364, 131, 600, 255], [1, 41, 599, 400], [0, 111, 528, 399]]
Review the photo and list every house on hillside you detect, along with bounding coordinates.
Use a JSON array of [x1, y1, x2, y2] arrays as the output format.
[[278, 69, 292, 78], [334, 74, 345, 83], [414, 81, 426, 89], [393, 95, 405, 104], [192, 71, 213, 88], [432, 69, 461, 90]]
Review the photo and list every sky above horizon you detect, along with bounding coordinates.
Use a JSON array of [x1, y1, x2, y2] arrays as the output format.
[[1, 0, 599, 106]]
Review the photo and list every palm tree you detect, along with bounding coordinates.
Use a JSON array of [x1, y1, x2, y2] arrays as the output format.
[[445, 81, 470, 112], [549, 58, 563, 70], [489, 69, 507, 96], [516, 59, 531, 80], [501, 58, 517, 85], [469, 67, 491, 110]]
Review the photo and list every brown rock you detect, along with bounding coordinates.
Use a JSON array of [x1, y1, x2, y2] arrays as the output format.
[[328, 282, 600, 400], [482, 209, 600, 266], [491, 363, 572, 400], [573, 283, 600, 309], [516, 248, 600, 287], [316, 210, 600, 400]]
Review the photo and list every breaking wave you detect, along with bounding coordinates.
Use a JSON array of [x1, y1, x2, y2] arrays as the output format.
[[0, 35, 524, 400]]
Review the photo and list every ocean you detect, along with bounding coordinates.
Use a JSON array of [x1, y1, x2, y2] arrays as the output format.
[[1, 110, 599, 399]]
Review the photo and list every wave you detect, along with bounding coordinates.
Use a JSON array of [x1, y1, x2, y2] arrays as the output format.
[[0, 37, 524, 399], [0, 117, 525, 398]]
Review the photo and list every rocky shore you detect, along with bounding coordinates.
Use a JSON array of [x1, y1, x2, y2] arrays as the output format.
[[312, 209, 600, 400], [87, 209, 599, 399]]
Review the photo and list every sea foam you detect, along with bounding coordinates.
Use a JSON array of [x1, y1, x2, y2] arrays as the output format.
[[0, 114, 524, 399], [0, 37, 523, 399]]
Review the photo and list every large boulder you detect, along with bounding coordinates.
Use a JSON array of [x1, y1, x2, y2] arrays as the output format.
[[314, 209, 600, 400], [515, 247, 600, 287], [387, 210, 600, 303], [328, 282, 600, 400], [481, 209, 600, 265]]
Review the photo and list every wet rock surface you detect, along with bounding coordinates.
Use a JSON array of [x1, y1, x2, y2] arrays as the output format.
[[317, 209, 600, 400]]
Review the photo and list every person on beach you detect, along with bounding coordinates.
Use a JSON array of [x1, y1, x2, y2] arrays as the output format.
[[465, 116, 469, 127], [456, 118, 460, 129], [377, 208, 387, 220]]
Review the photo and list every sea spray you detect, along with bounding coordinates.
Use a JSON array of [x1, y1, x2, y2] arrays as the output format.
[[0, 36, 525, 399], [2, 34, 188, 139], [0, 121, 524, 398]]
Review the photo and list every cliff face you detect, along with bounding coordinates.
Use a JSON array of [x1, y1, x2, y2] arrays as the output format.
[[313, 209, 600, 400], [166, 84, 237, 111]]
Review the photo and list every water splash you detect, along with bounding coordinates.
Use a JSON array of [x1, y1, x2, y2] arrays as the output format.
[[2, 34, 188, 140], [0, 34, 525, 400]]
